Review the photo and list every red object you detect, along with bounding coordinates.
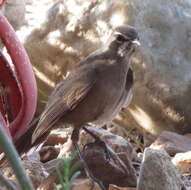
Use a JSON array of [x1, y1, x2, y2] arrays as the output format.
[[0, 13, 37, 141], [0, 0, 5, 7], [0, 51, 22, 123]]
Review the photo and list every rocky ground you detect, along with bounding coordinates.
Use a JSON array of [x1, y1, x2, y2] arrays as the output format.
[[1, 0, 191, 190], [1, 125, 191, 190]]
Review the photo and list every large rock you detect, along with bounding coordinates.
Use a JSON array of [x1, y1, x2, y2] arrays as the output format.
[[83, 143, 137, 188], [126, 0, 191, 135], [79, 126, 134, 159], [80, 127, 137, 188], [137, 148, 185, 190], [23, 0, 191, 134], [150, 131, 191, 156]]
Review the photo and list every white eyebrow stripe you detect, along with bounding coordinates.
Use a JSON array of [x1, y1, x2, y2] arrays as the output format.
[[132, 39, 141, 46]]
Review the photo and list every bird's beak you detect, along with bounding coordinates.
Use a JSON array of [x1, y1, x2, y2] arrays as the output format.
[[132, 39, 141, 46]]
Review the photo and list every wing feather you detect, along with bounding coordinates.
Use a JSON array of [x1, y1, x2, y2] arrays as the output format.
[[123, 67, 133, 108], [32, 69, 97, 143]]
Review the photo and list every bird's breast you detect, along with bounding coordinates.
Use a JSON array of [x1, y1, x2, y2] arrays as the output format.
[[90, 61, 129, 124], [63, 60, 129, 126]]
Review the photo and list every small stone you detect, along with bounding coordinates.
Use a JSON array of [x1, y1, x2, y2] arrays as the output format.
[[137, 147, 185, 190], [172, 151, 191, 174], [45, 128, 69, 146], [72, 178, 101, 190], [150, 131, 191, 156], [39, 146, 59, 163]]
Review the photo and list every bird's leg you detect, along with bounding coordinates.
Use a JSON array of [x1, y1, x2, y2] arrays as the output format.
[[82, 126, 111, 161], [71, 128, 106, 190]]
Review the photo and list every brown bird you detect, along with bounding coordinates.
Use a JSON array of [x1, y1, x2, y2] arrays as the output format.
[[31, 25, 140, 189]]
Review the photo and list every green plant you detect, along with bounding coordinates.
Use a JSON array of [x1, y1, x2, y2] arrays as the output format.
[[0, 124, 34, 190], [53, 155, 83, 190]]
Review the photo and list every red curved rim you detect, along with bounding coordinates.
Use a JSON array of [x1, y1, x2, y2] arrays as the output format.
[[0, 13, 37, 140]]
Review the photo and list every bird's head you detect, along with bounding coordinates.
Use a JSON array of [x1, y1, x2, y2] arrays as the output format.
[[108, 25, 140, 58]]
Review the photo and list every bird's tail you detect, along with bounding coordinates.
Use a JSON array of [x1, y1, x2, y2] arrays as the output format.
[[14, 116, 40, 155]]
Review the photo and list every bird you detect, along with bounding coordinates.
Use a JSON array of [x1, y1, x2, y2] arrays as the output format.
[[31, 25, 140, 189]]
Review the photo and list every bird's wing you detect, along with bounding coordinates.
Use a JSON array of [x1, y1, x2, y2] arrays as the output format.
[[32, 68, 97, 144], [123, 67, 134, 108]]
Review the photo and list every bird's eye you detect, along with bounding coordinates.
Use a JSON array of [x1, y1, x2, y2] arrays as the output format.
[[116, 34, 127, 43]]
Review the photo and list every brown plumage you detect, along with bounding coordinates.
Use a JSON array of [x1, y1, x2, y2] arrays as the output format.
[[31, 25, 140, 146], [13, 25, 140, 189]]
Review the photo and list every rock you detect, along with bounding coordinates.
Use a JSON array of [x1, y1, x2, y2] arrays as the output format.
[[150, 131, 191, 156], [1, 158, 48, 188], [22, 159, 49, 188], [0, 180, 20, 190], [58, 126, 137, 188], [79, 126, 134, 160], [182, 174, 191, 189], [39, 126, 137, 189], [1, 0, 26, 30], [83, 140, 137, 188], [125, 0, 191, 135], [37, 159, 64, 190], [37, 172, 57, 190], [39, 146, 59, 163], [137, 148, 185, 190], [72, 178, 101, 190], [109, 184, 136, 190], [38, 158, 102, 190], [186, 133, 191, 139], [107, 123, 156, 150], [45, 128, 69, 146], [172, 151, 191, 174], [0, 0, 25, 49]]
